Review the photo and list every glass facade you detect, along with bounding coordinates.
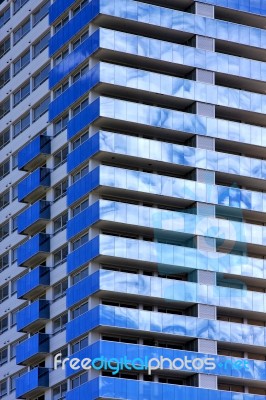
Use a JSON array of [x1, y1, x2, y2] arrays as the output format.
[[1, 0, 266, 399]]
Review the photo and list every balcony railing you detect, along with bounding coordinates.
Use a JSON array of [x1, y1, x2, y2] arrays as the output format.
[[17, 233, 50, 267], [17, 266, 50, 299], [16, 367, 49, 399], [16, 333, 49, 365], [18, 168, 50, 203], [18, 134, 51, 171], [17, 200, 50, 235], [17, 300, 50, 332]]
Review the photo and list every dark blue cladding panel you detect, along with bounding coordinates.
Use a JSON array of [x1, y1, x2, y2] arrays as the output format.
[[67, 98, 100, 141], [67, 201, 100, 240], [49, 30, 100, 89], [66, 271, 100, 308], [67, 166, 100, 207], [67, 236, 100, 274], [17, 266, 50, 299], [18, 134, 50, 171], [49, 64, 100, 121], [17, 200, 50, 235], [18, 168, 50, 203], [67, 132, 99, 174], [17, 233, 50, 267], [17, 300, 50, 332], [49, 0, 100, 56], [16, 368, 49, 399], [49, 0, 76, 24], [16, 333, 49, 365]]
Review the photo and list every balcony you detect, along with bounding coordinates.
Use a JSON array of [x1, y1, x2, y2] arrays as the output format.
[[49, 0, 76, 24], [18, 168, 50, 203], [17, 300, 50, 332], [16, 367, 49, 399], [17, 266, 50, 300], [17, 233, 50, 267], [67, 134, 99, 173], [66, 376, 255, 400], [67, 236, 99, 274], [18, 134, 51, 171], [17, 200, 50, 235], [16, 333, 49, 365]]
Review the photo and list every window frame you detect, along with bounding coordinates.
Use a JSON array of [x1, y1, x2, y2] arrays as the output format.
[[0, 67, 10, 89], [0, 284, 8, 304], [32, 0, 50, 26], [13, 18, 30, 45], [0, 37, 10, 58], [33, 96, 50, 121], [53, 245, 68, 267], [53, 312, 68, 334], [54, 146, 68, 169], [13, 112, 30, 138], [53, 279, 68, 301], [33, 31, 50, 59], [0, 6, 10, 28], [0, 129, 10, 150], [0, 159, 10, 181], [33, 63, 50, 90], [13, 49, 31, 76], [13, 81, 30, 107], [54, 113, 69, 136], [53, 212, 68, 235], [54, 179, 68, 201], [14, 0, 29, 13]]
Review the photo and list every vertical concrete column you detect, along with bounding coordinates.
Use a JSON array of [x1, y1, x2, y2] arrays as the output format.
[[189, 2, 218, 390]]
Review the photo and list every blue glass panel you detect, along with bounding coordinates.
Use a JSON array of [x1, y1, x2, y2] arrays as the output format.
[[17, 300, 50, 332], [67, 166, 99, 206], [16, 333, 49, 365], [18, 134, 50, 171], [17, 200, 50, 235], [67, 236, 99, 274], [49, 64, 100, 120], [49, 30, 100, 89], [67, 200, 266, 249], [17, 233, 50, 267], [66, 271, 99, 308], [72, 340, 266, 380], [199, 0, 266, 16], [16, 368, 49, 399], [67, 98, 100, 140], [65, 376, 266, 400], [49, 0, 76, 24], [17, 266, 50, 300], [66, 269, 266, 314], [66, 304, 266, 348], [97, 97, 265, 150], [91, 62, 266, 113], [49, 1, 99, 56], [94, 0, 266, 50], [67, 161, 266, 216], [67, 202, 99, 240], [18, 168, 50, 203], [67, 133, 99, 173]]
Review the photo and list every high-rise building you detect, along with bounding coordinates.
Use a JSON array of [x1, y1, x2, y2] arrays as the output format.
[[1, 0, 266, 399]]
